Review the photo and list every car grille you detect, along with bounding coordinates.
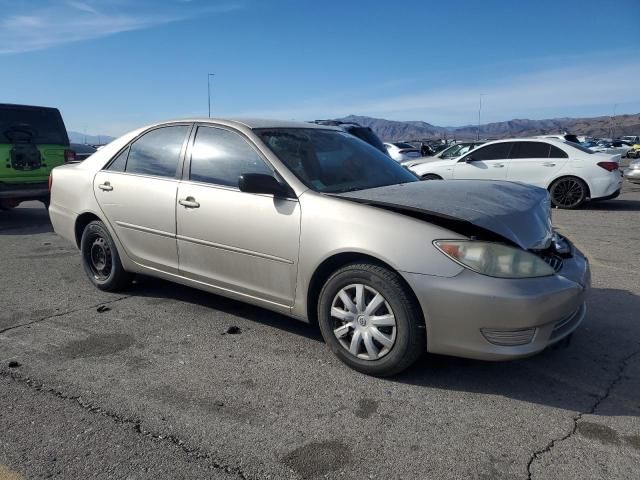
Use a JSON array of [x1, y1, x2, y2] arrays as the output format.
[[536, 252, 564, 272]]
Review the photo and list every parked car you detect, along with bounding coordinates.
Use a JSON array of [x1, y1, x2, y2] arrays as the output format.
[[70, 143, 97, 161], [626, 144, 640, 159], [624, 158, 640, 184], [590, 140, 633, 157], [402, 141, 485, 169], [0, 103, 74, 210], [49, 119, 589, 376], [410, 138, 622, 209], [620, 135, 639, 144], [384, 142, 422, 162], [310, 120, 387, 154]]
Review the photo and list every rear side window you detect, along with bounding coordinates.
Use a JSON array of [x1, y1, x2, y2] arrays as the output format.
[[549, 145, 568, 158], [189, 126, 272, 187], [467, 142, 513, 161], [107, 147, 129, 172], [510, 142, 551, 159], [0, 105, 68, 145], [125, 126, 189, 178]]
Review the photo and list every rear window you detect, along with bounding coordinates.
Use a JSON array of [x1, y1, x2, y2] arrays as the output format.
[[0, 105, 68, 145]]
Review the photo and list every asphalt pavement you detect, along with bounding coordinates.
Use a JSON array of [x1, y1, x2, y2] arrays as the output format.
[[1, 182, 639, 479]]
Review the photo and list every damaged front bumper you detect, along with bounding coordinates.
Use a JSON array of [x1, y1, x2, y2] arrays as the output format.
[[401, 244, 590, 361]]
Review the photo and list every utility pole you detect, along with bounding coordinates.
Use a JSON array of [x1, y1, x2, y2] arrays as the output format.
[[610, 104, 617, 139], [477, 94, 484, 141], [207, 73, 215, 118]]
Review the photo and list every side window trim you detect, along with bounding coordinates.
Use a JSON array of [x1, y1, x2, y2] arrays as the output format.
[[183, 124, 277, 189], [102, 123, 193, 179]]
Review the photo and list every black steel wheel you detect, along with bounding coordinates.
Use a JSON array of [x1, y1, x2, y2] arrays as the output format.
[[80, 220, 132, 291]]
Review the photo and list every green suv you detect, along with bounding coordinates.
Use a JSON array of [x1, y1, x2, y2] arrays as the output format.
[[1, 103, 75, 210]]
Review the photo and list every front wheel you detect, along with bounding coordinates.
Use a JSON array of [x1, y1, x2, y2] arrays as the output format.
[[549, 177, 588, 209], [80, 220, 132, 291], [317, 263, 426, 376]]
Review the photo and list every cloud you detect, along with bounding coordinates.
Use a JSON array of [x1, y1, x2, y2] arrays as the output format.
[[236, 62, 640, 125], [0, 0, 241, 54]]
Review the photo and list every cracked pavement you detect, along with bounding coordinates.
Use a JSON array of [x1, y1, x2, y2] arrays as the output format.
[[1, 183, 639, 479]]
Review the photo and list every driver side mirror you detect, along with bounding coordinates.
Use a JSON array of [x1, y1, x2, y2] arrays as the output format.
[[460, 156, 473, 163], [238, 173, 290, 197]]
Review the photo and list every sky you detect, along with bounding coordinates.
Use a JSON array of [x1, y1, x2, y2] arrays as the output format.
[[1, 0, 639, 136]]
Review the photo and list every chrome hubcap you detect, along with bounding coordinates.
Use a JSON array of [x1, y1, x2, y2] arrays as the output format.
[[331, 284, 397, 360]]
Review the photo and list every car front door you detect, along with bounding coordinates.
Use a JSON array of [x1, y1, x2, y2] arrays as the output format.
[[176, 125, 301, 309], [93, 124, 191, 274], [506, 141, 569, 188], [454, 142, 513, 180]]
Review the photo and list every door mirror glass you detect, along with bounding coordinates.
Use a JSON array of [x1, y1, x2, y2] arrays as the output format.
[[238, 173, 288, 196]]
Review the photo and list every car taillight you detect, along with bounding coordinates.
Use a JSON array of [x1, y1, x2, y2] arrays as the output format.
[[48, 174, 53, 191], [597, 161, 618, 172], [64, 149, 76, 163]]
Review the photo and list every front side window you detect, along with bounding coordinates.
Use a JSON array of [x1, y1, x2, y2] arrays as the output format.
[[510, 142, 551, 159], [255, 128, 417, 193], [465, 142, 513, 161], [189, 126, 272, 187], [125, 125, 189, 178]]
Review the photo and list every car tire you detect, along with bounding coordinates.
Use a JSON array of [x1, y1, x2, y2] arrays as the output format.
[[80, 220, 132, 291], [549, 177, 588, 209], [317, 262, 425, 376], [421, 174, 442, 180]]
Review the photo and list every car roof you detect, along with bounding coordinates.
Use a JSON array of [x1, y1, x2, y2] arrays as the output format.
[[0, 102, 61, 112], [481, 137, 569, 146], [145, 118, 340, 131]]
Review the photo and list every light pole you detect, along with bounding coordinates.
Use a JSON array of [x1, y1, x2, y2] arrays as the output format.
[[207, 73, 215, 118], [477, 94, 484, 141]]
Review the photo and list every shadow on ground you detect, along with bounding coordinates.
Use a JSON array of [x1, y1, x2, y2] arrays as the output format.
[[0, 203, 52, 235], [128, 275, 640, 416]]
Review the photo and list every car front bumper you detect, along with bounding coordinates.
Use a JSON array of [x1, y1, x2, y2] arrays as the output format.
[[401, 247, 590, 360]]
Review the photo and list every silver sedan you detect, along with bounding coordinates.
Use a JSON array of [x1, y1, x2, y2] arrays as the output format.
[[49, 119, 590, 376]]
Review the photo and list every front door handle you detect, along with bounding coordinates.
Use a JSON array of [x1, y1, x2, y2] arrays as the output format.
[[543, 162, 556, 167], [492, 164, 505, 168], [98, 182, 113, 191], [178, 197, 200, 208]]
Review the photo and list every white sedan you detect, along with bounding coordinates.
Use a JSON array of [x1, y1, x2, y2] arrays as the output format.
[[410, 138, 622, 209]]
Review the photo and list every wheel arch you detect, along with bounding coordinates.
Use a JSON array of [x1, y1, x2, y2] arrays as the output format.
[[305, 252, 425, 329], [74, 211, 105, 248]]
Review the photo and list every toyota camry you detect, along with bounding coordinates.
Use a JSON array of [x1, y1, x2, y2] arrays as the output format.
[[49, 119, 590, 376]]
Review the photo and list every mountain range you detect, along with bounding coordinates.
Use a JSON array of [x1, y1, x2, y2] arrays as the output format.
[[68, 131, 115, 145], [67, 112, 640, 145], [337, 114, 640, 142]]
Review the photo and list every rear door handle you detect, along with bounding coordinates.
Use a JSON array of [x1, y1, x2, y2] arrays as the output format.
[[98, 182, 113, 191], [543, 162, 556, 167], [492, 164, 505, 168], [178, 197, 200, 208]]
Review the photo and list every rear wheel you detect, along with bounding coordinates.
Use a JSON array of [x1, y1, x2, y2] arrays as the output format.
[[421, 174, 442, 181], [549, 177, 587, 209], [80, 220, 132, 291], [317, 263, 425, 376]]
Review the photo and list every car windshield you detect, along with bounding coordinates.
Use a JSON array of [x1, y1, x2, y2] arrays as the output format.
[[255, 128, 418, 193], [440, 144, 467, 158]]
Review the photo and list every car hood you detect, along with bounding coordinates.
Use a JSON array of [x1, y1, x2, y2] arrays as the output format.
[[335, 180, 553, 250]]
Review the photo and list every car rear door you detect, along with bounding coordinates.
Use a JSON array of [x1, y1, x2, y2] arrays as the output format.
[[93, 124, 191, 274], [506, 141, 569, 188], [454, 142, 513, 180], [175, 124, 301, 308]]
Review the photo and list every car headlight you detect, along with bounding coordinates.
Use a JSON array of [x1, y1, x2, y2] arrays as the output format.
[[434, 240, 555, 278]]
